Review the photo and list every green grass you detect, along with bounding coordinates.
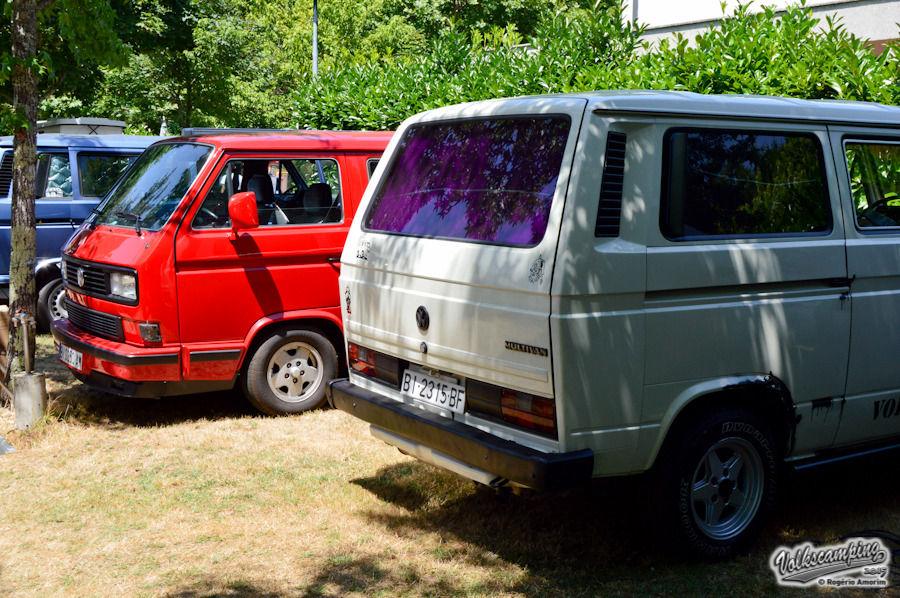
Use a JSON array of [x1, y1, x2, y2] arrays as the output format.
[[0, 335, 893, 596]]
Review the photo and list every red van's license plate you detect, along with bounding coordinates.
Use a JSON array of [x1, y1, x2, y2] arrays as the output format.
[[401, 370, 466, 414], [59, 344, 83, 371]]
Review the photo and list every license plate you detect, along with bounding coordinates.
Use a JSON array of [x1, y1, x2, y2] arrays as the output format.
[[59, 343, 83, 371], [401, 369, 466, 414]]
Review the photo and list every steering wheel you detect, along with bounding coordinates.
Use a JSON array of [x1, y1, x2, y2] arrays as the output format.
[[859, 198, 897, 227], [197, 206, 227, 227], [274, 190, 302, 210]]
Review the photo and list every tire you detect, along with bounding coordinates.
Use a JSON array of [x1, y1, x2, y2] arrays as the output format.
[[242, 328, 338, 415], [649, 408, 779, 559], [37, 277, 67, 331]]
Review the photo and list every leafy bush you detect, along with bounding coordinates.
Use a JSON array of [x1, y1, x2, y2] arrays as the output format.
[[289, 2, 899, 131], [614, 4, 899, 104]]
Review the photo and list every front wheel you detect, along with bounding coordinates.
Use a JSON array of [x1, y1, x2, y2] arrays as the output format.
[[242, 328, 338, 415], [37, 278, 67, 331], [650, 408, 779, 559]]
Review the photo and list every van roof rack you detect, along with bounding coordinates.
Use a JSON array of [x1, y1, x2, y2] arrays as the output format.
[[179, 127, 296, 136]]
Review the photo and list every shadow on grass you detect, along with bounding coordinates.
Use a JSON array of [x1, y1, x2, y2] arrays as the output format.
[[48, 384, 260, 429], [347, 461, 742, 596], [338, 453, 900, 596], [297, 552, 524, 597], [164, 582, 285, 598], [774, 449, 900, 543]]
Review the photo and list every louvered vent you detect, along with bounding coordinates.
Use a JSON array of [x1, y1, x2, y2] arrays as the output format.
[[64, 300, 124, 341], [0, 153, 13, 197], [594, 132, 627, 237]]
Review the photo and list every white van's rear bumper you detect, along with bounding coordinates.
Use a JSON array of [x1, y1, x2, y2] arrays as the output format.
[[328, 378, 594, 492]]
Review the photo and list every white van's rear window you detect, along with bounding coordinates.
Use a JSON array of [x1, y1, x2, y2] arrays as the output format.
[[365, 116, 570, 246]]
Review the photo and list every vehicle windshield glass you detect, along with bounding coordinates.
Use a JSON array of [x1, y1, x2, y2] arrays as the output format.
[[93, 143, 212, 231], [364, 116, 570, 246]]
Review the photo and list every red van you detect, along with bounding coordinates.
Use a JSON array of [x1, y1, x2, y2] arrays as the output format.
[[51, 129, 392, 414]]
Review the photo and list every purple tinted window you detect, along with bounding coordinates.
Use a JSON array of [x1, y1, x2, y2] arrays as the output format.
[[365, 116, 570, 246]]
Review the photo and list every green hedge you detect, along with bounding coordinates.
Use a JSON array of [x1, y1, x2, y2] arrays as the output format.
[[290, 2, 899, 131]]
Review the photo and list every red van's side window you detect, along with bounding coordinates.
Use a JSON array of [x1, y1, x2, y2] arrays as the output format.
[[193, 158, 342, 229]]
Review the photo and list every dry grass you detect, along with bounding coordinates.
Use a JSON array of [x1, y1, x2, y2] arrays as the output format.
[[0, 335, 898, 596]]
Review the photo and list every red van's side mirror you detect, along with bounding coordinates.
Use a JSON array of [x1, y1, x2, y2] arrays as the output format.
[[228, 191, 259, 232]]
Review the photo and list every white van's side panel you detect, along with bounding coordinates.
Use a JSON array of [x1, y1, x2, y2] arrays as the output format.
[[642, 122, 851, 461], [830, 128, 900, 448], [553, 117, 852, 473], [552, 116, 653, 473]]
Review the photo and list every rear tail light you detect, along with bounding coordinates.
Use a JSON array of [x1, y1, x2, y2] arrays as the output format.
[[348, 342, 376, 377], [501, 389, 557, 436], [348, 343, 401, 387]]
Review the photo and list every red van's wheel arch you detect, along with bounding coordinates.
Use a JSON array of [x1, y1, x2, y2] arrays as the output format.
[[242, 327, 338, 415]]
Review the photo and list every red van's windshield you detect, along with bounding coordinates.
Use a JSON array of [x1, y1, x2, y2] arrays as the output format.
[[93, 142, 212, 232], [364, 116, 570, 246]]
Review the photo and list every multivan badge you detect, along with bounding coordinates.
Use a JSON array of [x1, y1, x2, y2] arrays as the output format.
[[344, 286, 352, 315], [505, 341, 548, 357]]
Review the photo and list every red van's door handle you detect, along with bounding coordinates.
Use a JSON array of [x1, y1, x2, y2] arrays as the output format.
[[328, 256, 341, 272]]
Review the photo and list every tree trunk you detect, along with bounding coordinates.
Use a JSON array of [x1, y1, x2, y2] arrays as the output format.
[[8, 0, 39, 380]]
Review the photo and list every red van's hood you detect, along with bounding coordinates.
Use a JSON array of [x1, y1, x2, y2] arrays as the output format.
[[62, 221, 180, 344], [64, 222, 168, 268]]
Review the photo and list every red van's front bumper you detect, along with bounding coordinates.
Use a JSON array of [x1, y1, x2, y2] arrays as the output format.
[[51, 318, 233, 398]]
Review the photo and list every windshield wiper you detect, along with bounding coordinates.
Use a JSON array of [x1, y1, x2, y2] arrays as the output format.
[[115, 211, 142, 235], [85, 207, 103, 228]]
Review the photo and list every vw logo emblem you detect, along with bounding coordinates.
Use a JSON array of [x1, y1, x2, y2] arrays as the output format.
[[76, 267, 85, 288], [415, 306, 429, 332]]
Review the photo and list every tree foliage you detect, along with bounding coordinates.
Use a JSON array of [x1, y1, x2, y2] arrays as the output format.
[[2, 0, 128, 378], [0, 0, 128, 133], [290, 2, 900, 131], [291, 1, 642, 130], [1, 1, 899, 135], [10, 0, 619, 134]]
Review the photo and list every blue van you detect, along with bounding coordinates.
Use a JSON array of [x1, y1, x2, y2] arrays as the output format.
[[0, 123, 160, 328]]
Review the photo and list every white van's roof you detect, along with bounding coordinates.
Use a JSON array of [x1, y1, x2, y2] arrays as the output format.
[[406, 90, 900, 128], [585, 90, 900, 125]]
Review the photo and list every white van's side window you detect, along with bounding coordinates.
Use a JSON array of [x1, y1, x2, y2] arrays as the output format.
[[661, 129, 830, 239], [846, 141, 900, 228]]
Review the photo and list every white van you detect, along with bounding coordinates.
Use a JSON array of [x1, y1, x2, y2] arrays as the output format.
[[327, 91, 900, 558]]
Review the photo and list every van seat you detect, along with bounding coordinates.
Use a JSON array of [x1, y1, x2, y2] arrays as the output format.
[[297, 183, 334, 223]]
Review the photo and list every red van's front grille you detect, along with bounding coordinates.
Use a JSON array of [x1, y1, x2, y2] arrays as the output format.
[[63, 260, 108, 295], [64, 300, 124, 341]]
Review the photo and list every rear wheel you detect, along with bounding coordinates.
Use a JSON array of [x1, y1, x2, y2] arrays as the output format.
[[649, 407, 779, 559], [242, 328, 337, 415], [37, 278, 67, 331]]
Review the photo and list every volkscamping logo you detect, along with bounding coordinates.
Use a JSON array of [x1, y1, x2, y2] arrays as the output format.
[[769, 537, 890, 588]]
